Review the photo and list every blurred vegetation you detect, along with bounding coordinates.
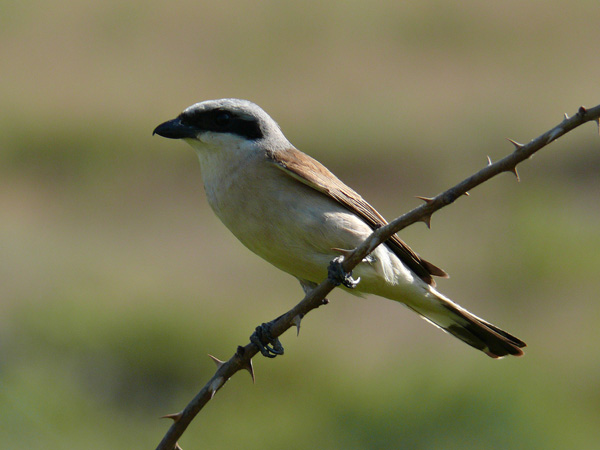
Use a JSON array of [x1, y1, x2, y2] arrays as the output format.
[[1, 1, 599, 448]]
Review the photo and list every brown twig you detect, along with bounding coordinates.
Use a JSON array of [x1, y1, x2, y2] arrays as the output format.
[[155, 104, 600, 450]]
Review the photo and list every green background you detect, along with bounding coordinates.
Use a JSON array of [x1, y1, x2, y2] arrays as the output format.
[[2, 1, 599, 448]]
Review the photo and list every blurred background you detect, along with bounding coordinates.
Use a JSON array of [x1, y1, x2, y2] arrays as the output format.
[[2, 1, 599, 448]]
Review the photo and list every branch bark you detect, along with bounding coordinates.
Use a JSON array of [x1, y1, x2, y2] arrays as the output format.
[[155, 104, 600, 450]]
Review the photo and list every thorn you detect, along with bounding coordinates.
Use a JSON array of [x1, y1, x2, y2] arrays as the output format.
[[415, 195, 434, 205], [243, 358, 255, 383], [463, 191, 470, 197], [175, 443, 183, 450], [546, 127, 563, 143], [508, 166, 520, 182], [209, 377, 224, 399], [595, 118, 600, 136], [506, 138, 523, 150], [420, 214, 432, 229], [208, 354, 225, 369], [292, 314, 303, 336], [564, 112, 569, 120], [486, 155, 493, 166], [578, 106, 587, 116], [161, 412, 183, 422]]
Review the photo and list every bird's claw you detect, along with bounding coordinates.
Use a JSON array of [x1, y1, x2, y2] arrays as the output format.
[[250, 322, 284, 358], [328, 256, 360, 289]]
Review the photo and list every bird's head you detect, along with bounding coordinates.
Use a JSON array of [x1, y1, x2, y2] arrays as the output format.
[[153, 98, 291, 153]]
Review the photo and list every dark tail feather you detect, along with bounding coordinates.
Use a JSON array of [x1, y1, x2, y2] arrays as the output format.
[[410, 292, 526, 358]]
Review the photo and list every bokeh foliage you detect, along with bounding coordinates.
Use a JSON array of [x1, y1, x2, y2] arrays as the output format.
[[1, 1, 599, 448]]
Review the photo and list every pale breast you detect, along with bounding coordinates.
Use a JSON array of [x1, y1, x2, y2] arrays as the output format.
[[201, 155, 373, 281]]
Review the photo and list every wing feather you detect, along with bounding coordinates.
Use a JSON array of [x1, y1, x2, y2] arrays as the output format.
[[267, 147, 447, 286]]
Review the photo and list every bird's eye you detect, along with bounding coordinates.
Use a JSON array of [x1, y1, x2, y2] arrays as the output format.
[[214, 111, 232, 127]]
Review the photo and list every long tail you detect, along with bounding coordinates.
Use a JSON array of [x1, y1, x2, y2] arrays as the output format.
[[407, 290, 526, 358]]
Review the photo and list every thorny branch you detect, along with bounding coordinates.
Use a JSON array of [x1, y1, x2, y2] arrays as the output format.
[[155, 104, 600, 450]]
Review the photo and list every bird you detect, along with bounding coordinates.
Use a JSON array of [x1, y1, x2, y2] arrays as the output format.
[[153, 98, 526, 359]]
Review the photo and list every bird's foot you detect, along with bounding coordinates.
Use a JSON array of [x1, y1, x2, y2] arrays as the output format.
[[250, 321, 284, 358], [328, 256, 360, 289]]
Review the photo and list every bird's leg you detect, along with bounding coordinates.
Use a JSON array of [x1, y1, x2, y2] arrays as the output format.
[[250, 319, 285, 358], [250, 260, 356, 358], [328, 255, 360, 289]]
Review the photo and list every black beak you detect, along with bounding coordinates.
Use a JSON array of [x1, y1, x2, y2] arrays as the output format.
[[153, 118, 198, 139]]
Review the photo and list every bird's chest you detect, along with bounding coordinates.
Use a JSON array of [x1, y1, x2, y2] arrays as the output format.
[[200, 156, 293, 242], [195, 151, 376, 282], [202, 160, 339, 261]]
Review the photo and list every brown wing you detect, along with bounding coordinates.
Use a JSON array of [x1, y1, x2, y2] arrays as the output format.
[[267, 147, 448, 286]]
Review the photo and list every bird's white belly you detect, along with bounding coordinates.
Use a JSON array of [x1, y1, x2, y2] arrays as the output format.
[[204, 164, 359, 279], [202, 161, 422, 298], [229, 189, 352, 277]]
